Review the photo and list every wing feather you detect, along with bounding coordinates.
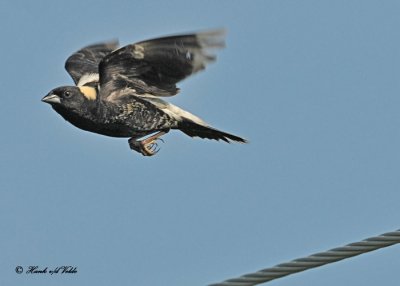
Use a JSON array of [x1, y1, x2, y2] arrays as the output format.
[[98, 29, 225, 100], [65, 40, 119, 86]]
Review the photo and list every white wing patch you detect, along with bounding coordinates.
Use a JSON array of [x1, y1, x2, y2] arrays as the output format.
[[132, 44, 145, 59], [77, 73, 100, 87]]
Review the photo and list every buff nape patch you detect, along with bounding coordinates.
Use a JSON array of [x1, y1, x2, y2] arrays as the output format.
[[79, 86, 97, 100]]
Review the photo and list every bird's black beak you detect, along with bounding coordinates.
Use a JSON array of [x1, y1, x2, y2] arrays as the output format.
[[42, 93, 61, 104]]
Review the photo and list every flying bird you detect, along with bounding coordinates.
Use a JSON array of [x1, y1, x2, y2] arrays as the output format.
[[42, 29, 247, 156]]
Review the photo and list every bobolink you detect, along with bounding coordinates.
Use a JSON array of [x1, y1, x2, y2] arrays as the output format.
[[42, 29, 247, 156]]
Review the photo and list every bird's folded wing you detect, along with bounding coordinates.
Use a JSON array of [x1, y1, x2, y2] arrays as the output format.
[[98, 29, 225, 101], [65, 41, 119, 86]]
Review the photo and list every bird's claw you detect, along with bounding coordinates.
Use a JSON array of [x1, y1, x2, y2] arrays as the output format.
[[129, 136, 164, 156], [143, 139, 161, 156]]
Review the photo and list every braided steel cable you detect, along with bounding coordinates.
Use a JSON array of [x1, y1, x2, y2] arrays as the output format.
[[209, 229, 400, 286]]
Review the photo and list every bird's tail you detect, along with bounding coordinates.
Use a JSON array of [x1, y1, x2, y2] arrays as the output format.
[[177, 119, 247, 143]]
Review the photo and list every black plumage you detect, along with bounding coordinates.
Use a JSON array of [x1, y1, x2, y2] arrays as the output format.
[[42, 29, 247, 156]]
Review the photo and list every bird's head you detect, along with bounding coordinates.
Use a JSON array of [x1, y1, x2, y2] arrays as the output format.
[[42, 86, 97, 112]]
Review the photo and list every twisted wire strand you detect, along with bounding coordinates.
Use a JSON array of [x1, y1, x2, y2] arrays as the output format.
[[208, 229, 400, 286]]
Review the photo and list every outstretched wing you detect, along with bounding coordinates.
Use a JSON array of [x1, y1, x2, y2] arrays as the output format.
[[98, 29, 225, 100], [65, 40, 119, 86]]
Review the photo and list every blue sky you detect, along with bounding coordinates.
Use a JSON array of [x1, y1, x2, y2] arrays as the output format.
[[1, 1, 399, 285]]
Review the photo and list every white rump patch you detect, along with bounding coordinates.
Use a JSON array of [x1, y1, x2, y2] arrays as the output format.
[[142, 95, 208, 126]]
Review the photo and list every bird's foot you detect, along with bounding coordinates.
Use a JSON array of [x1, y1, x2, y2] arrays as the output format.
[[128, 132, 166, 156]]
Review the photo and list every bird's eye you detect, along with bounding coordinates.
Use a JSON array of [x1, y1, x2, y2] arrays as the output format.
[[64, 90, 72, 98]]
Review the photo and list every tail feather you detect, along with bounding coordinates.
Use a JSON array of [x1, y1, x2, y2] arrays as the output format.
[[178, 119, 247, 143]]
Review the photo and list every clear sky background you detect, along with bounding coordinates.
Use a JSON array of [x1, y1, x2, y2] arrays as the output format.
[[1, 1, 399, 285]]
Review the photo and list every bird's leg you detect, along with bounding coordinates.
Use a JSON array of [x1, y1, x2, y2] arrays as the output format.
[[128, 131, 167, 156]]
